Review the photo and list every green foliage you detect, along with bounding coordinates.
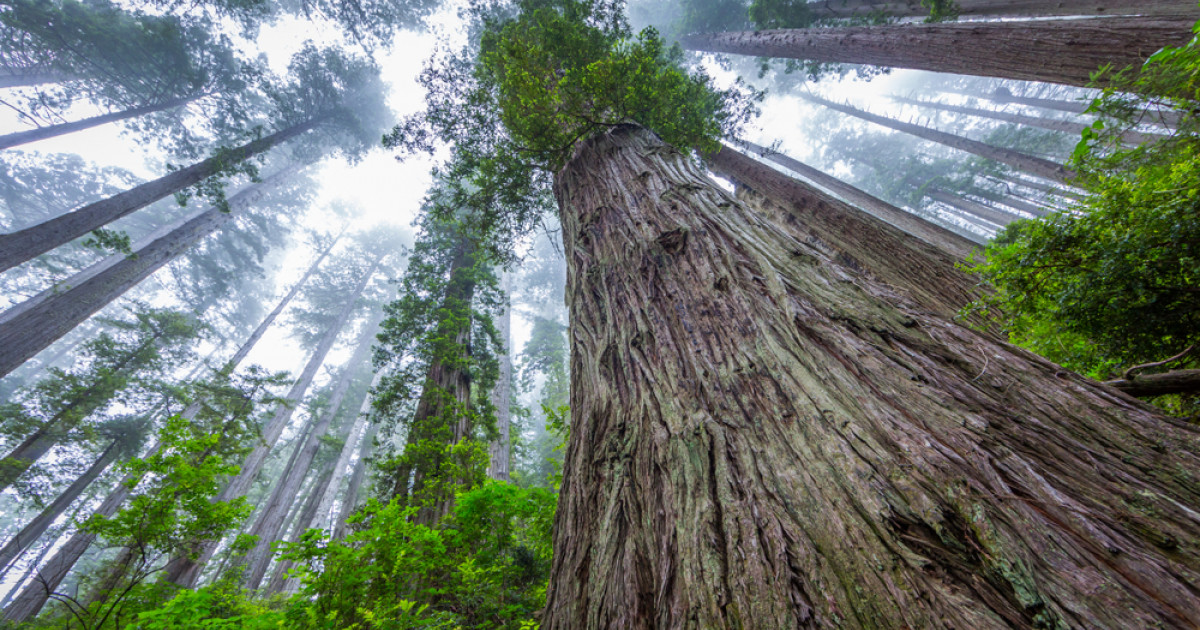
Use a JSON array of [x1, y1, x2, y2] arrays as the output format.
[[966, 22, 1200, 395], [83, 229, 134, 257], [922, 0, 959, 22]]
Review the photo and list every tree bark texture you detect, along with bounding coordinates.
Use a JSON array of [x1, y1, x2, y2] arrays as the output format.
[[166, 260, 378, 588], [0, 95, 195, 151], [0, 118, 319, 274], [0, 441, 119, 573], [805, 0, 1200, 18], [706, 144, 983, 323], [802, 93, 1076, 184], [722, 141, 977, 261], [489, 273, 513, 481], [892, 96, 1162, 146], [541, 124, 1200, 629], [679, 17, 1196, 88], [242, 316, 379, 590], [0, 168, 296, 379], [1105, 370, 1200, 398]]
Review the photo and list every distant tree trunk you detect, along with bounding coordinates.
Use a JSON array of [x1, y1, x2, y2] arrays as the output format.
[[892, 96, 1162, 145], [990, 192, 1047, 218], [1105, 369, 1200, 397], [0, 70, 69, 89], [489, 274, 512, 482], [241, 317, 379, 590], [333, 422, 378, 540], [0, 167, 298, 379], [806, 0, 1200, 18], [802, 93, 1076, 184], [0, 117, 323, 273], [725, 140, 977, 260], [166, 260, 379, 588], [679, 17, 1195, 88], [707, 144, 983, 321], [0, 95, 196, 151], [264, 462, 334, 595], [543, 124, 1200, 629], [390, 244, 478, 525], [927, 189, 1018, 226], [311, 373, 380, 535], [0, 441, 120, 573]]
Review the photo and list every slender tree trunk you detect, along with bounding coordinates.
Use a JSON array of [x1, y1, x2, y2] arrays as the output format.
[[332, 422, 378, 541], [0, 71, 69, 89], [1105, 369, 1200, 397], [489, 273, 512, 481], [990, 192, 1047, 218], [0, 95, 196, 151], [0, 117, 322, 273], [0, 441, 119, 574], [264, 462, 334, 595], [927, 189, 1017, 226], [166, 259, 380, 588], [802, 93, 1076, 184], [0, 167, 298, 379], [543, 124, 1200, 629], [241, 317, 379, 590], [707, 144, 983, 321], [806, 0, 1200, 18], [725, 140, 977, 260], [679, 17, 1195, 88], [892, 96, 1162, 145], [311, 372, 380, 535]]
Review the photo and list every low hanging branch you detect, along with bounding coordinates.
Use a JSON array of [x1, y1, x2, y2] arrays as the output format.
[[1104, 345, 1200, 397]]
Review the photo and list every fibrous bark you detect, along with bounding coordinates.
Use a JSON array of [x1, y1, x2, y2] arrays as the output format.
[[680, 17, 1195, 88], [542, 124, 1200, 629], [806, 0, 1200, 19], [489, 273, 513, 481], [802, 93, 1076, 184]]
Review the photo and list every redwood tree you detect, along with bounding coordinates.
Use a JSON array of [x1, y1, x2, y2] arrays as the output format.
[[444, 3, 1200, 627]]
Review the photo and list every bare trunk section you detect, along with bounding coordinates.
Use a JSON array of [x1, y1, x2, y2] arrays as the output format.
[[0, 95, 196, 150], [311, 372, 380, 535], [806, 0, 1200, 18], [543, 124, 1200, 629], [0, 70, 71, 89], [723, 141, 977, 260], [332, 422, 377, 540], [0, 168, 297, 379], [391, 245, 477, 525], [990, 192, 1047, 218], [927, 189, 1016, 227], [892, 96, 1162, 146], [241, 317, 379, 590], [166, 260, 379, 589], [679, 17, 1195, 88], [803, 93, 1076, 184], [1105, 369, 1200, 397], [707, 144, 983, 322], [0, 441, 119, 573], [489, 273, 512, 481], [263, 462, 334, 595], [0, 118, 320, 274]]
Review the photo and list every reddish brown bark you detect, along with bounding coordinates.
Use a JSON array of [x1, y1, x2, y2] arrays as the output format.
[[679, 17, 1195, 88], [542, 124, 1200, 629], [806, 0, 1200, 19]]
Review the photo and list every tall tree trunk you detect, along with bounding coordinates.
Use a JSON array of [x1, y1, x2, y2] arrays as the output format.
[[489, 273, 512, 481], [802, 93, 1076, 184], [892, 95, 1162, 146], [264, 461, 335, 596], [927, 189, 1016, 227], [311, 373, 380, 535], [806, 0, 1200, 18], [0, 441, 120, 574], [0, 167, 298, 379], [725, 141, 977, 260], [166, 259, 380, 588], [542, 124, 1200, 629], [390, 244, 478, 525], [679, 17, 1195, 88], [989, 192, 1047, 218], [0, 95, 196, 151], [0, 117, 322, 273], [332, 423, 378, 541], [241, 317, 379, 590], [707, 144, 983, 321], [0, 70, 70, 89]]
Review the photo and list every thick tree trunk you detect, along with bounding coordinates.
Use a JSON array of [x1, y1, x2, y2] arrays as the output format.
[[0, 168, 297, 379], [542, 124, 1200, 629], [166, 260, 378, 588], [0, 118, 320, 274], [802, 93, 1076, 184], [391, 245, 477, 525], [806, 0, 1200, 18], [0, 441, 119, 574], [489, 274, 513, 481], [0, 95, 196, 151], [893, 96, 1162, 146], [707, 144, 983, 322], [241, 317, 379, 590], [724, 141, 977, 260], [679, 17, 1195, 88]]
